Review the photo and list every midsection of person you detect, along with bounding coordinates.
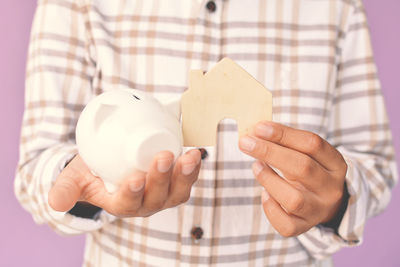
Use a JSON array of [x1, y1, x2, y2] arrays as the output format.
[[81, 0, 343, 266]]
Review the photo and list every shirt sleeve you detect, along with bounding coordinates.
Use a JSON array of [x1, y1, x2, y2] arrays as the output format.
[[14, 0, 115, 236], [296, 0, 398, 259]]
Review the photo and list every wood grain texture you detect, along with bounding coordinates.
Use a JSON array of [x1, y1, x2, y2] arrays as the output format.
[[181, 58, 272, 147]]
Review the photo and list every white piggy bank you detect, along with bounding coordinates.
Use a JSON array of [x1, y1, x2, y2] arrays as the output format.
[[76, 88, 183, 192]]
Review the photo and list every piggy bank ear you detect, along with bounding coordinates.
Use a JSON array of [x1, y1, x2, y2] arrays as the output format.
[[94, 103, 118, 131], [164, 97, 181, 119], [154, 95, 181, 120]]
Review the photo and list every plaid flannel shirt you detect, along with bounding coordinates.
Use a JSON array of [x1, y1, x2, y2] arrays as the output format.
[[15, 0, 397, 266]]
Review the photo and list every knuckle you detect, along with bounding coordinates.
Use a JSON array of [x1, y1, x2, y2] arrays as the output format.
[[168, 197, 181, 207], [81, 186, 100, 201], [331, 188, 344, 203], [124, 200, 143, 214], [107, 200, 141, 217], [298, 157, 315, 177], [286, 192, 305, 214], [107, 206, 124, 217], [259, 143, 272, 161], [278, 221, 297, 237], [180, 191, 191, 203], [276, 127, 286, 144], [262, 198, 275, 216], [307, 133, 323, 154], [256, 170, 268, 185], [185, 173, 199, 185], [109, 203, 138, 217], [148, 200, 165, 211], [167, 197, 179, 207], [338, 160, 348, 177], [125, 207, 141, 216], [57, 180, 76, 193], [170, 192, 191, 207]]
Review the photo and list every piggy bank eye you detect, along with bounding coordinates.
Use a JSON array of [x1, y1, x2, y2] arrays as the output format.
[[132, 94, 141, 100]]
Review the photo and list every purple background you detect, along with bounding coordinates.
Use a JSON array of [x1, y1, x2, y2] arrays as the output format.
[[1, 1, 399, 266]]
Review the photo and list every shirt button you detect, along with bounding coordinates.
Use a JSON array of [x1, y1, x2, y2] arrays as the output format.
[[206, 1, 217, 13], [198, 148, 208, 160], [191, 226, 204, 242]]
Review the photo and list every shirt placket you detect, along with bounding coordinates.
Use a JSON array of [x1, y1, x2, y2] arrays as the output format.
[[179, 1, 225, 266]]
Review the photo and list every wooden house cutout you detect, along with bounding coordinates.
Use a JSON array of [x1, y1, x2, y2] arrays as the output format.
[[181, 58, 272, 147]]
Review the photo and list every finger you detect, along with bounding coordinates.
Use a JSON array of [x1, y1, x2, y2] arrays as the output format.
[[240, 135, 327, 189], [253, 161, 309, 217], [49, 173, 82, 212], [101, 171, 146, 216], [165, 149, 201, 207], [261, 190, 310, 237], [48, 156, 91, 212], [141, 151, 174, 212], [253, 121, 343, 171]]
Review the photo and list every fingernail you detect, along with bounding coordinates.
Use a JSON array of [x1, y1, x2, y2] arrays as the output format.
[[129, 180, 145, 193], [182, 163, 196, 176], [157, 158, 173, 173], [256, 123, 274, 139], [239, 136, 257, 152], [253, 161, 264, 176], [261, 189, 270, 203], [192, 149, 201, 165]]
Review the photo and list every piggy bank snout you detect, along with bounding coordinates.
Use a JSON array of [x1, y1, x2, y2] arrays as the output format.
[[126, 126, 182, 172]]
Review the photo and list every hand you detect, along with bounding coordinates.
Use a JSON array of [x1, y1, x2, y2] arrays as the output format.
[[48, 149, 201, 217], [239, 121, 348, 237]]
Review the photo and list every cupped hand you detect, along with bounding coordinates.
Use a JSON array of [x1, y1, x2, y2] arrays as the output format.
[[48, 149, 201, 217], [239, 121, 348, 237]]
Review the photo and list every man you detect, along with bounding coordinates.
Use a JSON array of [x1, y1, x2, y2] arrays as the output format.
[[15, 0, 397, 266]]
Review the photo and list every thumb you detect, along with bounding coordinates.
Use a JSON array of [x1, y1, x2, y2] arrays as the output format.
[[48, 170, 84, 212]]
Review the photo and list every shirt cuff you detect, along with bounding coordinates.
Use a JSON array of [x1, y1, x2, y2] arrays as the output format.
[[15, 143, 117, 235], [296, 155, 368, 259]]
